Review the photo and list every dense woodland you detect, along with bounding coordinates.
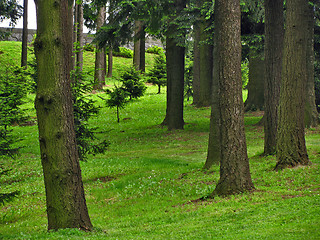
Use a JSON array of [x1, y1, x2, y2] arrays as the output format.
[[0, 0, 320, 238]]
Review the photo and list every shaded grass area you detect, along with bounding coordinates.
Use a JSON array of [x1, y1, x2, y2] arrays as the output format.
[[0, 41, 319, 239]]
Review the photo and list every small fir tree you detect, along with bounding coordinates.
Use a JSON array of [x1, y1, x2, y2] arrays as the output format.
[[147, 53, 167, 94], [119, 66, 146, 100], [106, 86, 128, 123]]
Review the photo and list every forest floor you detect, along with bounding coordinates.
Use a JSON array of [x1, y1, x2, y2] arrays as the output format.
[[0, 41, 319, 239]]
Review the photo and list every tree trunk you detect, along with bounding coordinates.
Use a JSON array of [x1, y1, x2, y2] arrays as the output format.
[[192, 21, 201, 106], [34, 0, 92, 230], [210, 0, 254, 196], [244, 50, 265, 112], [162, 0, 186, 130], [75, 1, 84, 71], [275, 0, 311, 170], [263, 0, 284, 155], [93, 5, 106, 90], [133, 20, 146, 73], [305, 4, 319, 128], [21, 0, 28, 68]]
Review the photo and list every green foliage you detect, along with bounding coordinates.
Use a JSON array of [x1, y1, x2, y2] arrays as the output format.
[[146, 45, 164, 55], [146, 53, 166, 94], [119, 66, 147, 100], [0, 0, 22, 26], [71, 67, 109, 161], [0, 165, 19, 205], [83, 43, 95, 52], [105, 85, 128, 123], [184, 60, 193, 101], [241, 60, 249, 89], [112, 47, 133, 58]]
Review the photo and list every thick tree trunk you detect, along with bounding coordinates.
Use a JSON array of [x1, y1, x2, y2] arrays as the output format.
[[93, 5, 106, 90], [244, 50, 265, 112], [193, 0, 213, 108], [21, 0, 28, 68], [210, 0, 254, 196], [162, 0, 186, 130], [133, 20, 146, 73], [263, 0, 284, 155], [34, 0, 92, 230], [305, 5, 319, 128], [276, 0, 311, 170]]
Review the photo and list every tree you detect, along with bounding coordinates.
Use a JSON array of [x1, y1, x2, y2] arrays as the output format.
[[34, 0, 92, 230], [305, 4, 319, 128], [209, 0, 254, 196], [275, 0, 311, 170], [162, 0, 186, 130], [106, 85, 128, 123], [21, 0, 28, 68], [93, 4, 106, 90], [147, 52, 167, 94], [74, 0, 84, 72], [133, 20, 146, 72], [263, 0, 284, 155]]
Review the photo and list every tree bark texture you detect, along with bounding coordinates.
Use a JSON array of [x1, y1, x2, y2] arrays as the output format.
[[34, 0, 92, 230], [162, 0, 186, 130], [107, 47, 113, 78], [276, 0, 310, 170], [133, 20, 146, 73], [263, 0, 284, 155], [210, 0, 254, 196], [21, 0, 28, 68], [93, 5, 106, 90], [244, 50, 265, 112], [305, 4, 319, 127]]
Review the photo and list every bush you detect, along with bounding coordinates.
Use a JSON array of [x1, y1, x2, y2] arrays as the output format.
[[119, 66, 146, 100], [83, 43, 95, 52], [146, 53, 166, 94], [105, 86, 128, 123], [113, 47, 133, 58], [146, 45, 164, 55]]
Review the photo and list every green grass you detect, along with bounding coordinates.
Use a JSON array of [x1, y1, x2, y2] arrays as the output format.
[[0, 41, 320, 239]]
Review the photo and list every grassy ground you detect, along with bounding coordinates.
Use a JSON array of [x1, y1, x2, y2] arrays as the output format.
[[0, 41, 320, 239]]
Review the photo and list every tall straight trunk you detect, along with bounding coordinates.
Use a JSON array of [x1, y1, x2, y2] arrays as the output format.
[[34, 0, 92, 230], [210, 0, 254, 196], [21, 0, 28, 68], [305, 4, 319, 128], [263, 0, 284, 155], [162, 0, 186, 130], [276, 0, 310, 170], [192, 21, 201, 106], [244, 50, 265, 112], [93, 5, 106, 90], [75, 1, 84, 71], [133, 20, 145, 72], [197, 0, 213, 107]]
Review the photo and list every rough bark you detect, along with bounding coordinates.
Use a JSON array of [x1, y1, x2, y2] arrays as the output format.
[[21, 0, 28, 68], [34, 0, 92, 230], [162, 0, 186, 130], [93, 5, 106, 90], [275, 0, 311, 170], [305, 4, 319, 128], [263, 0, 284, 155], [210, 0, 254, 196], [133, 20, 146, 73], [244, 50, 265, 112]]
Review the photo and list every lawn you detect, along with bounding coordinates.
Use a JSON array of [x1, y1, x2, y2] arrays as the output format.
[[0, 41, 319, 239]]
